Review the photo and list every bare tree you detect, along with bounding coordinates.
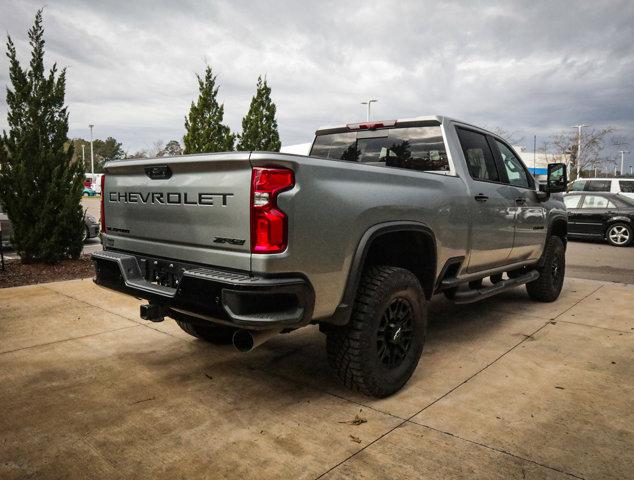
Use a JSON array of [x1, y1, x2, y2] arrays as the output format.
[[551, 127, 615, 179], [148, 140, 165, 158], [126, 149, 149, 159], [491, 127, 524, 145]]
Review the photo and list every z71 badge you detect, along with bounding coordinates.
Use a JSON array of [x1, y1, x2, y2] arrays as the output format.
[[213, 237, 246, 246]]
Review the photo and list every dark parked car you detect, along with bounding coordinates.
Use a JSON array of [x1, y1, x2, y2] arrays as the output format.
[[0, 205, 13, 248], [0, 208, 99, 246], [564, 192, 634, 247]]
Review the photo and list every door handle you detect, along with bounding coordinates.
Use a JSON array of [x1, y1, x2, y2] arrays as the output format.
[[515, 197, 527, 206], [474, 194, 489, 202]]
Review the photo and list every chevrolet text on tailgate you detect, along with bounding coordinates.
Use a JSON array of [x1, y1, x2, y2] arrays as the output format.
[[92, 115, 568, 397]]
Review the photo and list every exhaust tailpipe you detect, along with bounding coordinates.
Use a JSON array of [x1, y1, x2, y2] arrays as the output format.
[[232, 328, 280, 352]]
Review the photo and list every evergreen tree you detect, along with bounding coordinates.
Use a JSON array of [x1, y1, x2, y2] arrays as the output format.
[[0, 10, 84, 263], [236, 76, 281, 152], [183, 66, 234, 154]]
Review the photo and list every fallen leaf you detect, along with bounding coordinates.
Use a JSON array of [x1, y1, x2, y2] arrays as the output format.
[[339, 414, 367, 426], [349, 435, 362, 444]]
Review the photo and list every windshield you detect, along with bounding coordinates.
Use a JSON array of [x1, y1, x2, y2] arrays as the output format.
[[310, 125, 449, 172]]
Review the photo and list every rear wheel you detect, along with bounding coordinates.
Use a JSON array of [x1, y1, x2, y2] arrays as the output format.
[[606, 223, 632, 247], [526, 236, 565, 302], [326, 266, 427, 398]]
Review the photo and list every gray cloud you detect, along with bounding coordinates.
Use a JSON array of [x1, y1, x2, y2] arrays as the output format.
[[1, 0, 633, 168]]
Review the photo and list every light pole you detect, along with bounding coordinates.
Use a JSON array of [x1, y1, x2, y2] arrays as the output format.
[[89, 124, 95, 182], [361, 99, 378, 121], [572, 124, 588, 179], [618, 150, 630, 176]]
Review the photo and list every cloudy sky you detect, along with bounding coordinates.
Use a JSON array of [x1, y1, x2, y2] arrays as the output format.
[[1, 0, 633, 169]]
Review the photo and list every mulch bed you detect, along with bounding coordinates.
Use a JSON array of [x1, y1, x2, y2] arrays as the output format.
[[0, 255, 94, 288]]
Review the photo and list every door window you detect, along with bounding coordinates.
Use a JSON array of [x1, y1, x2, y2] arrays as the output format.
[[581, 195, 616, 209], [564, 195, 582, 208], [619, 181, 634, 193], [494, 140, 531, 188], [456, 128, 500, 182]]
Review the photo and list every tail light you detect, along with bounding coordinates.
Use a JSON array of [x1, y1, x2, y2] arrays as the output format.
[[100, 174, 106, 233], [251, 167, 294, 253]]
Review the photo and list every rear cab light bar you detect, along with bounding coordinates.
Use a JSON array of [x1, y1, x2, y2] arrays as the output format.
[[346, 120, 396, 131]]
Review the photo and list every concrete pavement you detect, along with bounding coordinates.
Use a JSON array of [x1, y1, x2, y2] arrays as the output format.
[[1, 277, 632, 479]]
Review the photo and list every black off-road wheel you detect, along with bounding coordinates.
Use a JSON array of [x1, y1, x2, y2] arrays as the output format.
[[172, 313, 236, 345], [326, 266, 428, 398], [526, 236, 565, 302]]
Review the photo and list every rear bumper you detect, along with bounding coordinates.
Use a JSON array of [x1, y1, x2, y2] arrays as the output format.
[[91, 250, 314, 330]]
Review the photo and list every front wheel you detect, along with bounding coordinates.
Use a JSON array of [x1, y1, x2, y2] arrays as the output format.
[[606, 223, 632, 247], [526, 236, 565, 302], [326, 266, 428, 398]]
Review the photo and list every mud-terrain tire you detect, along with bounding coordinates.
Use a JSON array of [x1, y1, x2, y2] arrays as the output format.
[[326, 266, 428, 398], [174, 317, 236, 345], [526, 236, 565, 302], [605, 222, 632, 247]]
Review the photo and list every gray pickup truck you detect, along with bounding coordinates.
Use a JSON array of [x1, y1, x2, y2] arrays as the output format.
[[92, 115, 568, 397]]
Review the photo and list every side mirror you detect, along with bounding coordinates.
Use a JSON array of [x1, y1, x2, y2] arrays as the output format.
[[545, 163, 566, 193]]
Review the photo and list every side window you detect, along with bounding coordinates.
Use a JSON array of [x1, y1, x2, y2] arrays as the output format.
[[581, 195, 615, 209], [494, 140, 531, 188], [586, 180, 611, 192], [563, 195, 581, 208], [456, 128, 500, 182], [619, 181, 634, 193]]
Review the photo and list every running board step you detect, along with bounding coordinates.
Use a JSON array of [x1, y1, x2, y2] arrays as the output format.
[[452, 270, 540, 304]]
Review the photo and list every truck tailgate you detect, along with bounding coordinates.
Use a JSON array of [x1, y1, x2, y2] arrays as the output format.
[[102, 153, 252, 270]]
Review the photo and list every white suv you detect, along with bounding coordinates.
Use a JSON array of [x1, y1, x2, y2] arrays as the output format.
[[570, 178, 634, 199]]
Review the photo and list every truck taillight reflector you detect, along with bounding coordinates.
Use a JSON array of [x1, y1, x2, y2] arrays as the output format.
[[251, 167, 294, 253], [100, 174, 106, 233]]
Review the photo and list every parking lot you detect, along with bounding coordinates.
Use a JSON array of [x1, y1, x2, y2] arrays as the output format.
[[1, 267, 632, 478]]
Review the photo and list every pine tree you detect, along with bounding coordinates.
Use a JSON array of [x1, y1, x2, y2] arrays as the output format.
[[236, 76, 281, 152], [0, 10, 85, 263], [183, 66, 234, 154]]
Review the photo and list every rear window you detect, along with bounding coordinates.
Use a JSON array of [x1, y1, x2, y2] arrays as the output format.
[[619, 180, 634, 193], [310, 126, 449, 172]]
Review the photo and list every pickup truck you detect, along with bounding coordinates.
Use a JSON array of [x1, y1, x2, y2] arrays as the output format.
[[92, 115, 568, 398]]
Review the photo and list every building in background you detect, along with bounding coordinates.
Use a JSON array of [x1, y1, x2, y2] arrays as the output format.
[[514, 146, 570, 182]]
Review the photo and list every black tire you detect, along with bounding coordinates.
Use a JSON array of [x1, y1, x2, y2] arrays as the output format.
[[82, 226, 89, 243], [526, 236, 565, 302], [173, 317, 236, 345], [605, 222, 632, 247], [326, 266, 428, 398]]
